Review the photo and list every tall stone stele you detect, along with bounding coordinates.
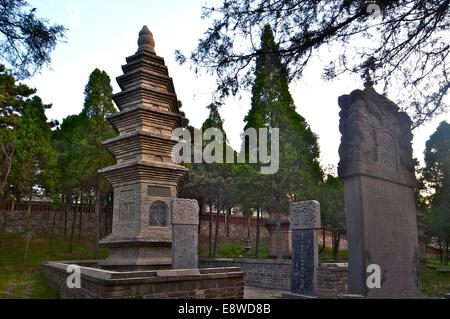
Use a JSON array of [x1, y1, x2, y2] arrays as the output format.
[[283, 201, 321, 299], [338, 79, 420, 298], [98, 26, 189, 268]]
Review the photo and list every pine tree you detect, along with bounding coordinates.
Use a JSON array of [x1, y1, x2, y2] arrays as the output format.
[[185, 102, 234, 258], [422, 121, 450, 265], [80, 68, 117, 258], [243, 25, 323, 259], [10, 95, 57, 266], [0, 65, 35, 198], [317, 175, 345, 259]]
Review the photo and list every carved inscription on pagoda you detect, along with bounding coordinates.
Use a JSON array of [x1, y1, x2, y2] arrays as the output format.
[[119, 203, 135, 222], [148, 185, 171, 197]]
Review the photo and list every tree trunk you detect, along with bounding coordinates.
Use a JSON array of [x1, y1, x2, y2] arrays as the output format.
[[208, 199, 212, 258], [213, 193, 220, 259], [332, 232, 340, 260], [23, 197, 32, 268], [319, 228, 326, 255], [49, 211, 57, 245], [443, 241, 448, 266], [78, 191, 83, 240], [438, 238, 443, 264], [255, 207, 261, 258], [226, 207, 231, 237], [64, 193, 68, 237], [275, 197, 282, 259], [104, 204, 108, 237], [94, 176, 101, 259], [197, 200, 203, 236], [68, 196, 77, 253], [0, 200, 14, 253]]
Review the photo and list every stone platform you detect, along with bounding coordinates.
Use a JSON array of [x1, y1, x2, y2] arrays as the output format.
[[42, 260, 244, 299]]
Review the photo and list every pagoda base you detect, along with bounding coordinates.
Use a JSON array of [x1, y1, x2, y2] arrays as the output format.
[[99, 236, 172, 271], [41, 260, 245, 299]]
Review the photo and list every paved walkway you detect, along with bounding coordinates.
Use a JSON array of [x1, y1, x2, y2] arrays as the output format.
[[244, 286, 285, 299]]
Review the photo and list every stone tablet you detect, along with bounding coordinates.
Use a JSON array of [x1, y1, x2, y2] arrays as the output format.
[[171, 198, 199, 269], [338, 82, 420, 298], [289, 200, 321, 297]]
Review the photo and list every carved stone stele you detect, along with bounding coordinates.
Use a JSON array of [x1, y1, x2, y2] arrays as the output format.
[[338, 85, 416, 187], [290, 201, 321, 230], [337, 83, 420, 298], [171, 198, 199, 225], [171, 198, 199, 269]]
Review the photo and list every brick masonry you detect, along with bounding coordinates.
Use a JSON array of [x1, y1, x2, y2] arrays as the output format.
[[200, 258, 291, 291], [0, 206, 112, 236], [42, 260, 244, 299], [199, 258, 348, 299], [317, 263, 349, 299]]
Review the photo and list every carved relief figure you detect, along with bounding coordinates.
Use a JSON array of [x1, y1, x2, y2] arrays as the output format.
[[338, 82, 415, 177], [149, 201, 168, 226]]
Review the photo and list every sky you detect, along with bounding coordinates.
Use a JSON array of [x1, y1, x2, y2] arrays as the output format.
[[23, 0, 449, 172]]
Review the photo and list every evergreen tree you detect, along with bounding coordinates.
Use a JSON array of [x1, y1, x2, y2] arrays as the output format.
[[0, 0, 65, 79], [186, 0, 449, 127], [52, 113, 90, 246], [317, 175, 346, 260], [79, 68, 117, 258], [242, 25, 323, 259], [9, 95, 58, 266], [421, 121, 450, 265], [183, 102, 235, 258], [0, 64, 35, 198]]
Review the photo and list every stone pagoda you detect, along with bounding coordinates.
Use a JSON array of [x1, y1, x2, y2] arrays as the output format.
[[98, 26, 188, 269]]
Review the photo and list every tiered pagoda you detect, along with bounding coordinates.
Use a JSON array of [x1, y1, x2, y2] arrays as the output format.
[[98, 26, 188, 268]]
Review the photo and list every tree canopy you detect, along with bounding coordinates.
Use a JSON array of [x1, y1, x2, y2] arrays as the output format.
[[179, 0, 449, 128], [0, 64, 36, 197], [421, 121, 450, 259], [0, 0, 65, 79], [237, 25, 323, 258], [9, 95, 58, 201]]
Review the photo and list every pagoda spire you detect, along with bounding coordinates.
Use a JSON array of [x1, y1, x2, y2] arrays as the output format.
[[137, 25, 155, 53]]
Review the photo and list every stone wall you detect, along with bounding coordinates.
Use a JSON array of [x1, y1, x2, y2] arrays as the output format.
[[200, 258, 291, 290], [317, 263, 349, 299], [0, 207, 112, 237], [199, 214, 347, 250], [42, 260, 244, 299], [2, 204, 346, 251], [199, 218, 269, 240], [199, 258, 348, 298]]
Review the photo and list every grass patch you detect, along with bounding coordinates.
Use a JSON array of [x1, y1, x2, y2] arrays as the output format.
[[426, 258, 450, 270], [198, 236, 349, 260], [1, 233, 448, 298], [420, 267, 450, 298], [199, 235, 270, 258], [319, 246, 348, 261], [0, 232, 108, 299]]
